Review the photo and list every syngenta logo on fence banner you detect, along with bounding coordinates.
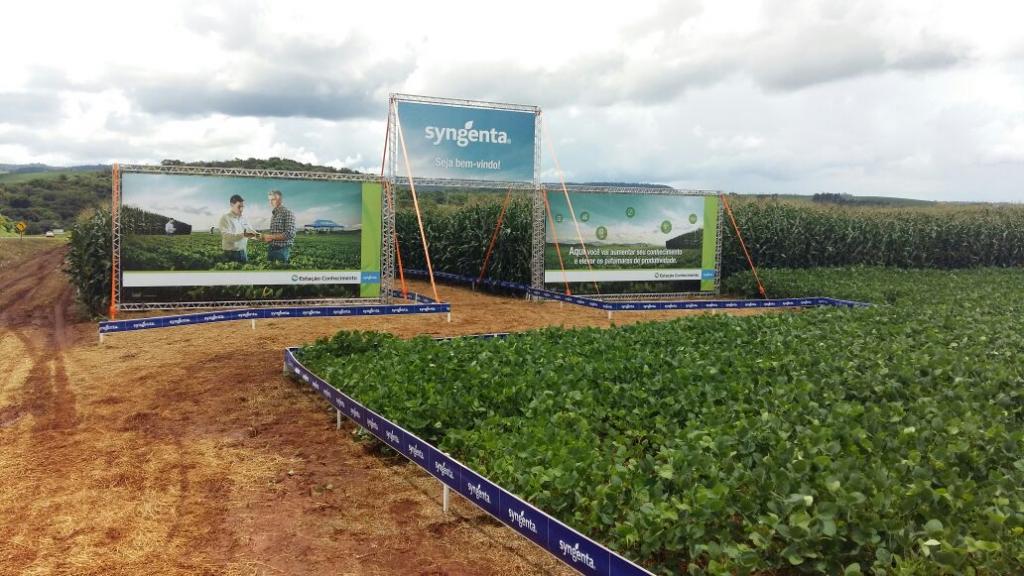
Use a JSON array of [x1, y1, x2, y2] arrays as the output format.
[[558, 540, 597, 570], [396, 99, 536, 182]]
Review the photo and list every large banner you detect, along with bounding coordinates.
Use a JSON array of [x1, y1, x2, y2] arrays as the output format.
[[394, 97, 537, 183], [120, 171, 382, 303], [544, 190, 720, 293]]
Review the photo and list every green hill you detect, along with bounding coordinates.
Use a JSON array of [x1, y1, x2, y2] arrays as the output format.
[[0, 158, 358, 235], [0, 170, 111, 234], [158, 157, 359, 173], [0, 170, 96, 185]]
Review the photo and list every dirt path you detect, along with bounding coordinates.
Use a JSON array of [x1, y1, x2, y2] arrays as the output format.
[[0, 245, 766, 575], [0, 243, 77, 431]]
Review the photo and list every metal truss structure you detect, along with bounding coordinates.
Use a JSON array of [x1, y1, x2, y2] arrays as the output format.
[[110, 164, 121, 318], [530, 186, 546, 290], [380, 178, 395, 304], [118, 164, 376, 182], [532, 184, 726, 299], [391, 177, 538, 190], [382, 95, 726, 302], [112, 164, 393, 313], [386, 93, 544, 300], [541, 184, 723, 197], [111, 98, 728, 314], [386, 93, 542, 188], [390, 93, 540, 114]]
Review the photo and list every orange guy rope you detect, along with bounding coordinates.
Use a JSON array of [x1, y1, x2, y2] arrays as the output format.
[[379, 112, 390, 177], [721, 194, 767, 298], [477, 185, 514, 283], [395, 113, 441, 304], [543, 189, 572, 295], [542, 116, 600, 294]]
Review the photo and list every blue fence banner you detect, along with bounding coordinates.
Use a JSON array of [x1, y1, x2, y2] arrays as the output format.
[[389, 289, 441, 304], [611, 554, 657, 576], [99, 295, 450, 336], [284, 347, 656, 576], [404, 268, 872, 312]]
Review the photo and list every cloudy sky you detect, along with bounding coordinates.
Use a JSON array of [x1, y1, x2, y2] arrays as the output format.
[[2, 0, 1022, 202]]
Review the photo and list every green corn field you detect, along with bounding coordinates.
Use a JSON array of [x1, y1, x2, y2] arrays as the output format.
[[396, 196, 1024, 282], [396, 196, 534, 284]]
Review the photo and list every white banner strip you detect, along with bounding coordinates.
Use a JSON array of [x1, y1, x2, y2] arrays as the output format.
[[124, 270, 361, 287], [544, 269, 702, 283]]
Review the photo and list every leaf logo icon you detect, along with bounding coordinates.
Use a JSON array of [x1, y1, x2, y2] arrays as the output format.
[[464, 120, 474, 130]]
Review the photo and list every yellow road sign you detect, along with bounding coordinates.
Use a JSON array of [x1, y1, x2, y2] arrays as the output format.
[[15, 221, 26, 233]]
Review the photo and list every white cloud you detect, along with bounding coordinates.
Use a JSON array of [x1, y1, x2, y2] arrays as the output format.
[[0, 0, 1022, 201]]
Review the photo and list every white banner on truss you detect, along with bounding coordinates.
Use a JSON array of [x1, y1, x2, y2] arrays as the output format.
[[124, 270, 362, 287], [544, 269, 703, 283]]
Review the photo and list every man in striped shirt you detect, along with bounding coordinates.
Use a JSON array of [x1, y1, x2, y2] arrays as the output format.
[[263, 189, 296, 263]]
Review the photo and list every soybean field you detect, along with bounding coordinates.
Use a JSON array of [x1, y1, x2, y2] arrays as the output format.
[[299, 267, 1024, 575]]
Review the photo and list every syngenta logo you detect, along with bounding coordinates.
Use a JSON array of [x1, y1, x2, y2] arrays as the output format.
[[434, 461, 455, 480], [508, 509, 538, 534], [408, 443, 425, 460], [558, 541, 596, 570], [467, 482, 491, 504], [425, 121, 510, 147]]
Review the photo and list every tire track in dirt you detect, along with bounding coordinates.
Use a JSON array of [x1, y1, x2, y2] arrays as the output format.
[[0, 243, 78, 571], [0, 245, 78, 430], [0, 245, 69, 323], [0, 244, 66, 297], [0, 283, 40, 320], [38, 284, 78, 430]]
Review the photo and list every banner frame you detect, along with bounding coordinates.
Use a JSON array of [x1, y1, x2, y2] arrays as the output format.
[[113, 164, 393, 312], [534, 184, 725, 299], [386, 93, 543, 303], [387, 93, 541, 187]]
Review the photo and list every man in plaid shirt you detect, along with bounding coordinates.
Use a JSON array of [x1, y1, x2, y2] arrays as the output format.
[[263, 189, 296, 263]]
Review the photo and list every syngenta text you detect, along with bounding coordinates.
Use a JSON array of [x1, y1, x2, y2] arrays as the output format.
[[425, 121, 510, 147], [558, 541, 596, 570], [508, 509, 538, 534]]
